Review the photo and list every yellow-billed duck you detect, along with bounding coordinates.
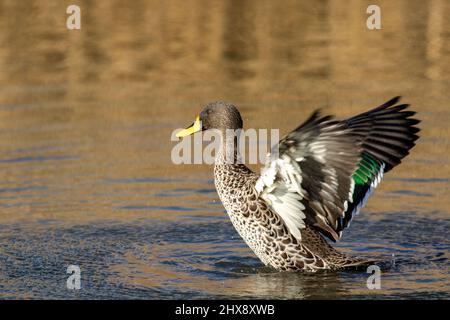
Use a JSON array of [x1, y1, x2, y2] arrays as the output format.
[[176, 97, 420, 271]]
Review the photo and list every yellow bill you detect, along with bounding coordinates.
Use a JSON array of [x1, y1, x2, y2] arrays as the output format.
[[176, 115, 202, 138]]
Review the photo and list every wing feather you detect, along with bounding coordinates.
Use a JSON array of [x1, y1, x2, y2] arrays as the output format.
[[256, 112, 360, 241], [255, 97, 420, 242]]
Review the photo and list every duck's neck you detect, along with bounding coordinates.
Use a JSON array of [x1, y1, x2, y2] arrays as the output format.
[[214, 132, 241, 166]]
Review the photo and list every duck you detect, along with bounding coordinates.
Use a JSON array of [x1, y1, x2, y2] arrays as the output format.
[[176, 97, 420, 271]]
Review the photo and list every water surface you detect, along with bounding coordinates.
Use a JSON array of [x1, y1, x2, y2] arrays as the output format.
[[0, 0, 449, 299]]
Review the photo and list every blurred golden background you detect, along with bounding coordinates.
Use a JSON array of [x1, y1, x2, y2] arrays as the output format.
[[0, 0, 448, 299], [0, 0, 448, 222]]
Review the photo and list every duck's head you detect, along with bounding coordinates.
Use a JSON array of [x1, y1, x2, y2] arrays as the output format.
[[176, 101, 243, 138]]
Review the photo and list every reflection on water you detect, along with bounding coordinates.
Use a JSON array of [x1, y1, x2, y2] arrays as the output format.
[[0, 0, 449, 299]]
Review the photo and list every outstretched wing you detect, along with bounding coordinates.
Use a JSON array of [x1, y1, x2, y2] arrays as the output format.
[[255, 111, 360, 241], [339, 96, 420, 231], [255, 97, 420, 242]]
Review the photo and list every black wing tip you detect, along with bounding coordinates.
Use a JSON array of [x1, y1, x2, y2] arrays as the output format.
[[360, 96, 420, 123], [386, 96, 401, 107], [294, 108, 334, 131], [375, 96, 402, 111], [310, 109, 323, 120], [378, 97, 415, 114]]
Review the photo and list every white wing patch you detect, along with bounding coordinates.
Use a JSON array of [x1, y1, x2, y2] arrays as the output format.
[[255, 154, 306, 240]]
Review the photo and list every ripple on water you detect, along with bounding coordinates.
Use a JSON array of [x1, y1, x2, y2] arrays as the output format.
[[0, 211, 448, 299]]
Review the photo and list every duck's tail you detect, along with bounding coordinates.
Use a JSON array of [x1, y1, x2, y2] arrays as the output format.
[[302, 225, 377, 270], [327, 253, 377, 270]]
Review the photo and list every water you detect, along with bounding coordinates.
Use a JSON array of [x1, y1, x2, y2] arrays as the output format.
[[0, 0, 449, 299]]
